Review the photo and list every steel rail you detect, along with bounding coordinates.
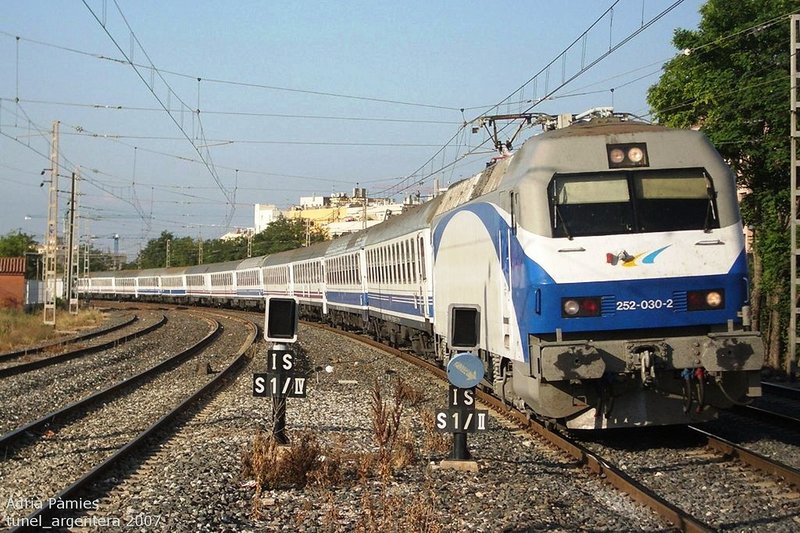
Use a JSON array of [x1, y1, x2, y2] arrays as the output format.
[[9, 315, 258, 533], [306, 322, 714, 533], [689, 425, 800, 489], [0, 315, 167, 378], [762, 382, 800, 401], [734, 404, 800, 429], [0, 314, 137, 363], [0, 315, 218, 453]]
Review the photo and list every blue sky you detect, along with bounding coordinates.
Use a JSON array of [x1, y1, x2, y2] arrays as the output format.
[[0, 0, 705, 257]]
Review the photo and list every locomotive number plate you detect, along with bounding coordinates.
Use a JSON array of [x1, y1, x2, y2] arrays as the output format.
[[616, 299, 674, 311]]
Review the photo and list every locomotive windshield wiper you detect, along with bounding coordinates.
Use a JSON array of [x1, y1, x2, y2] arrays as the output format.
[[553, 201, 573, 240], [703, 173, 718, 233]]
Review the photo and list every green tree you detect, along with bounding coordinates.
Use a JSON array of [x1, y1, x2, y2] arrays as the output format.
[[0, 230, 38, 256], [134, 231, 176, 269], [127, 217, 328, 269], [647, 0, 798, 371], [83, 244, 117, 273], [252, 216, 327, 256]]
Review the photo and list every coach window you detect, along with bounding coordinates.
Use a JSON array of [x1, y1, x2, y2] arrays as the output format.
[[394, 244, 400, 285], [389, 246, 393, 284], [384, 247, 389, 284], [346, 255, 351, 285], [405, 240, 413, 284], [403, 241, 410, 284], [406, 240, 412, 284], [394, 243, 400, 284], [398, 243, 405, 284], [396, 244, 402, 285], [409, 240, 417, 284], [384, 246, 389, 284], [400, 243, 405, 284], [377, 249, 382, 284], [418, 236, 426, 281]]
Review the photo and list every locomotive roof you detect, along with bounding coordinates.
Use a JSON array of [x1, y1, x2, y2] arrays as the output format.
[[540, 118, 668, 139]]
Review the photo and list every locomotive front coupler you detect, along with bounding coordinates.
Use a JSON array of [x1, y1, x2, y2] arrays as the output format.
[[626, 343, 668, 389]]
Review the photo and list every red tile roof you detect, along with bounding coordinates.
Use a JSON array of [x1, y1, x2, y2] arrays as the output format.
[[0, 257, 25, 275]]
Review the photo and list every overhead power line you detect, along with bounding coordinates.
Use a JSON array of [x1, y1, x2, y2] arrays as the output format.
[[3, 97, 460, 124], [384, 0, 690, 198], [0, 29, 460, 113], [81, 0, 234, 213]]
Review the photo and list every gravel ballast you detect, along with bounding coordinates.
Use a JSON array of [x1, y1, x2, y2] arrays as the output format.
[[70, 323, 671, 532]]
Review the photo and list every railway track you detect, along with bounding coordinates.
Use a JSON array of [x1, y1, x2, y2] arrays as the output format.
[[22, 302, 794, 530], [313, 323, 715, 531], [309, 322, 800, 532], [762, 382, 800, 400], [1, 310, 258, 531], [0, 314, 166, 378], [0, 310, 213, 436], [0, 313, 137, 363]]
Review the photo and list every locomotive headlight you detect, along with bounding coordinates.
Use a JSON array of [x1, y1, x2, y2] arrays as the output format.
[[561, 297, 602, 318], [609, 148, 625, 164], [627, 146, 645, 163], [563, 299, 581, 316], [607, 143, 649, 168], [705, 291, 723, 308], [687, 289, 725, 311]]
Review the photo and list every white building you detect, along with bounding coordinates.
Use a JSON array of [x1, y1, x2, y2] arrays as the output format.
[[220, 227, 254, 241], [254, 204, 281, 234]]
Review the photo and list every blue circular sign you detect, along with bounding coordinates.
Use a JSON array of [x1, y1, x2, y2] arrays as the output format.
[[447, 352, 484, 389]]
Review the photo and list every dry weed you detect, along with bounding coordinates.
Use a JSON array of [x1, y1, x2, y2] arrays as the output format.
[[0, 308, 105, 351], [242, 431, 337, 491], [419, 409, 452, 455]]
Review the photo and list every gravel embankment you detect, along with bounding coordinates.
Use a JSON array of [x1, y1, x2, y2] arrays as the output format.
[[0, 313, 252, 526], [704, 410, 800, 470], [0, 311, 209, 435], [575, 425, 800, 531], [73, 323, 672, 532]]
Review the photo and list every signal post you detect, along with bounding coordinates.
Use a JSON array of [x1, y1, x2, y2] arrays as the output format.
[[436, 305, 489, 471], [253, 296, 305, 445]]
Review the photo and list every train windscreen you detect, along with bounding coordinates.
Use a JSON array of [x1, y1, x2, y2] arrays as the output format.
[[549, 169, 719, 238]]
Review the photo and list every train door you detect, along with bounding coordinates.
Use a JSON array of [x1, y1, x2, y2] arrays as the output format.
[[358, 249, 368, 322], [320, 258, 328, 315], [499, 226, 514, 353], [499, 190, 519, 355], [418, 231, 432, 320]]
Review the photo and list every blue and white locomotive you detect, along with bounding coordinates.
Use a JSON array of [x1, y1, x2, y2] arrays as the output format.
[[80, 113, 764, 429]]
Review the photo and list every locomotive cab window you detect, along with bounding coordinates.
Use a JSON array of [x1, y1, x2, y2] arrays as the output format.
[[549, 169, 719, 238]]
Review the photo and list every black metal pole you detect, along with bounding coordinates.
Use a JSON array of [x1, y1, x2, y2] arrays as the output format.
[[272, 395, 288, 445], [452, 432, 470, 460]]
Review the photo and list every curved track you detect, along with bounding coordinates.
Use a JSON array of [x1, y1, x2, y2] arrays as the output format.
[[0, 315, 166, 378], [0, 313, 137, 363], [308, 321, 800, 532], [2, 311, 258, 532]]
